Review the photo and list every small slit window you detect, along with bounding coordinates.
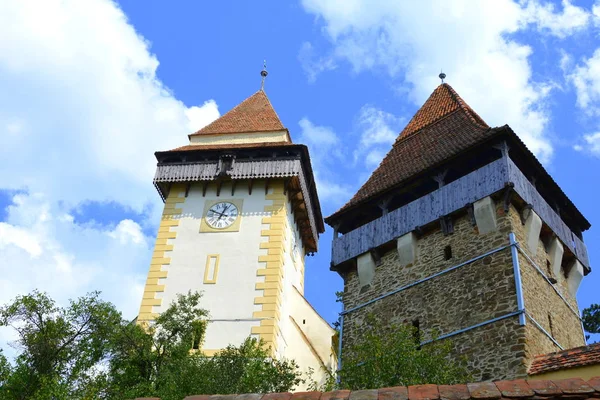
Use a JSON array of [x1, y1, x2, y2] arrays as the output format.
[[204, 254, 220, 284], [548, 313, 554, 338], [444, 245, 452, 260], [412, 319, 421, 347]]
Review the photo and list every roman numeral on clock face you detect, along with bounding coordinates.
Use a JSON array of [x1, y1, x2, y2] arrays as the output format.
[[205, 202, 239, 229]]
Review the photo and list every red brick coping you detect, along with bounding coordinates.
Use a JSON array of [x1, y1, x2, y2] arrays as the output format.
[[135, 376, 600, 400]]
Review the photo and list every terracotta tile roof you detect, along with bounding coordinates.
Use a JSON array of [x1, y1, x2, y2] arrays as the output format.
[[326, 88, 493, 223], [163, 142, 294, 152], [136, 377, 600, 400], [189, 90, 286, 136], [529, 343, 600, 375], [399, 83, 488, 140]]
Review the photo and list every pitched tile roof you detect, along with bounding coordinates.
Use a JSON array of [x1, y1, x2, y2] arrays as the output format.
[[529, 343, 600, 375], [399, 83, 488, 140], [135, 377, 600, 400], [189, 90, 287, 136], [326, 85, 492, 223]]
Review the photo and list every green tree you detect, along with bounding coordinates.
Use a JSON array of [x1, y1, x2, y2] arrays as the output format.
[[0, 290, 122, 399], [105, 292, 303, 400], [338, 315, 470, 390], [0, 290, 305, 399], [105, 290, 209, 399], [582, 304, 600, 341]]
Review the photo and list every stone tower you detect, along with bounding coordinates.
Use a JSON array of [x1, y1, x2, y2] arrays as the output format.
[[326, 83, 591, 381], [138, 86, 336, 387]]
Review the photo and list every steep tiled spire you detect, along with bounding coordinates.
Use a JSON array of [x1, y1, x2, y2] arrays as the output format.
[[327, 83, 491, 223], [190, 90, 286, 136], [399, 83, 488, 139]]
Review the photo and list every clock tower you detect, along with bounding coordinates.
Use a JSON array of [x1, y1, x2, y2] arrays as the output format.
[[137, 76, 336, 386]]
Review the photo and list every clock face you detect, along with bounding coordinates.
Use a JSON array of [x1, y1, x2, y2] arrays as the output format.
[[205, 202, 239, 229]]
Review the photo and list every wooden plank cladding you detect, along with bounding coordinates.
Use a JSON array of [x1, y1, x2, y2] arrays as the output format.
[[507, 159, 589, 269], [153, 158, 319, 249], [154, 158, 302, 183], [331, 157, 590, 270]]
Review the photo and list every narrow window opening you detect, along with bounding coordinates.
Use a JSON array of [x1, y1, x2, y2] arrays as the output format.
[[546, 260, 552, 276], [303, 319, 306, 325], [412, 319, 421, 347], [548, 313, 554, 338], [444, 245, 452, 260]]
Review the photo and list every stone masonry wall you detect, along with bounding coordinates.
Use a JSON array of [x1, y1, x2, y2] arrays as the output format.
[[507, 205, 585, 365], [341, 202, 528, 381]]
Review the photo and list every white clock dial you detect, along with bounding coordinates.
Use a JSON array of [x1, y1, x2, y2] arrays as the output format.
[[205, 202, 239, 229]]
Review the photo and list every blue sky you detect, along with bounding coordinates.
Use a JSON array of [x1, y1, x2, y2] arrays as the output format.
[[0, 0, 599, 346]]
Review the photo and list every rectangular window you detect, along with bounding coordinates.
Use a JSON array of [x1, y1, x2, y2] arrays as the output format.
[[204, 254, 220, 284]]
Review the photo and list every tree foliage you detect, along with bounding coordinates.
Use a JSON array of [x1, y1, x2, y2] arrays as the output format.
[[582, 304, 600, 340], [0, 290, 304, 399], [338, 315, 470, 390], [0, 290, 122, 399]]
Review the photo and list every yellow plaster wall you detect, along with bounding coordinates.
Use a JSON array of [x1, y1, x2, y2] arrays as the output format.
[[137, 184, 186, 323], [528, 364, 600, 381], [189, 130, 288, 146], [252, 181, 287, 354]]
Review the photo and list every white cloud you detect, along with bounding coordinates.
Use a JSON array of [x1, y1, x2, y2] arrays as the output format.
[[522, 0, 591, 38], [573, 132, 600, 156], [566, 48, 600, 115], [355, 105, 401, 168], [0, 0, 219, 211], [0, 193, 148, 316], [300, 0, 596, 163], [299, 118, 340, 148], [0, 0, 218, 328], [297, 118, 353, 206], [298, 42, 338, 83]]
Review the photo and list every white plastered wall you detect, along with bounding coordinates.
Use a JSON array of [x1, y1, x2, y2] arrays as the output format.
[[155, 181, 267, 350]]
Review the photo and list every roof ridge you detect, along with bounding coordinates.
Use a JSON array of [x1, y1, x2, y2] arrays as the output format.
[[443, 83, 489, 129]]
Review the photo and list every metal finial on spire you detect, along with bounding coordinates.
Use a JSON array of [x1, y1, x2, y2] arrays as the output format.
[[439, 70, 446, 84], [260, 60, 268, 90]]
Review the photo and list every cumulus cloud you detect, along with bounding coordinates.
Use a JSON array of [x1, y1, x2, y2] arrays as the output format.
[[0, 0, 219, 328], [355, 105, 402, 168], [0, 0, 219, 211], [298, 42, 338, 83], [522, 0, 591, 38], [0, 193, 148, 315], [573, 132, 600, 156], [298, 118, 353, 206], [566, 48, 600, 115], [300, 0, 597, 163]]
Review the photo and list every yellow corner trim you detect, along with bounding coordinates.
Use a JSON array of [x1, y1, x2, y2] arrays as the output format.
[[157, 232, 177, 239], [148, 271, 168, 279], [150, 258, 171, 265], [257, 268, 282, 277], [255, 282, 281, 290]]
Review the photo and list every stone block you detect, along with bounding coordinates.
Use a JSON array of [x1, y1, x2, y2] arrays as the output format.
[[567, 260, 584, 296], [348, 390, 377, 400], [547, 237, 564, 277], [357, 252, 375, 288], [523, 209, 542, 256], [474, 196, 497, 235], [396, 232, 417, 267], [378, 386, 408, 400]]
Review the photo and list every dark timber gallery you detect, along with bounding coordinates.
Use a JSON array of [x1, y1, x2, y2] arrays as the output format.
[[326, 80, 592, 381]]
